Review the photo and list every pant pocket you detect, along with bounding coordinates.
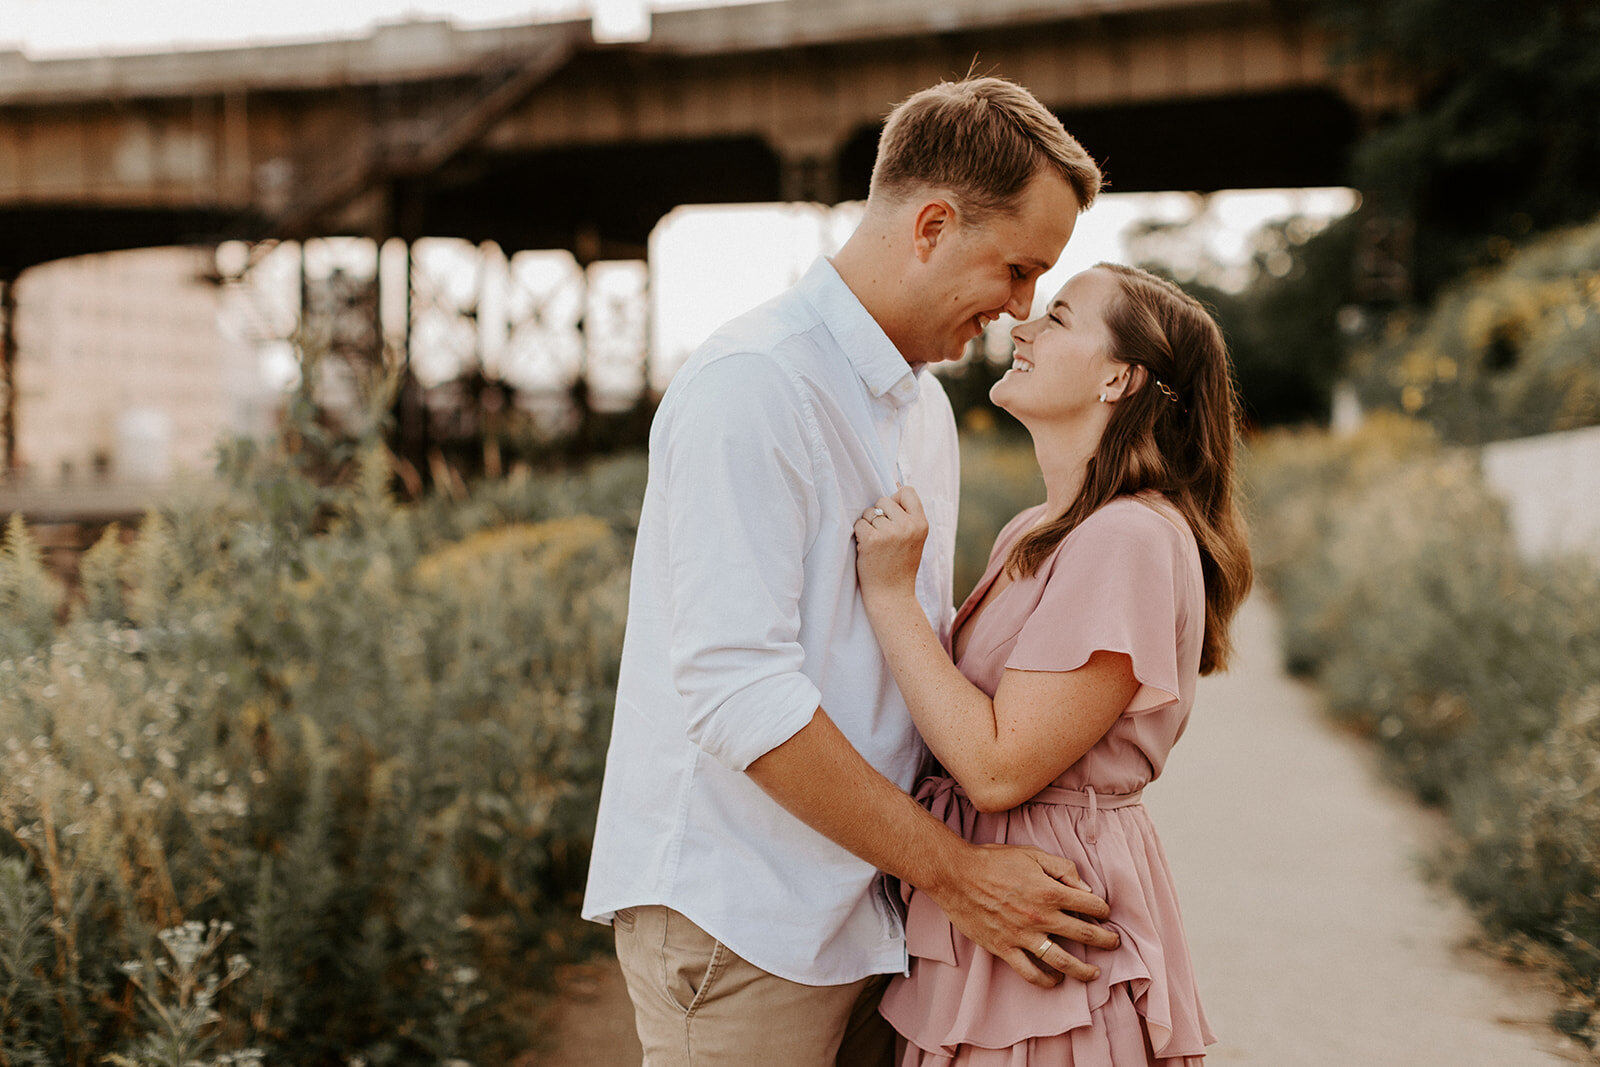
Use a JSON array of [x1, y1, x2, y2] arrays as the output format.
[[613, 907, 637, 933], [660, 909, 727, 1015]]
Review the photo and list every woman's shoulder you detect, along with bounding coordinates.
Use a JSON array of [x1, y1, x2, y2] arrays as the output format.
[[1083, 493, 1193, 540], [1052, 494, 1196, 572]]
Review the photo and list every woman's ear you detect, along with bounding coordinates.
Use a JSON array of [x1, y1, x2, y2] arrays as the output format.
[[1105, 363, 1146, 402]]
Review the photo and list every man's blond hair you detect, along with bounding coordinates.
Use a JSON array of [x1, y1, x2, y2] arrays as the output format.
[[870, 76, 1101, 220]]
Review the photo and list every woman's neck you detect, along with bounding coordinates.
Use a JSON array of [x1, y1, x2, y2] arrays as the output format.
[[1027, 416, 1105, 523]]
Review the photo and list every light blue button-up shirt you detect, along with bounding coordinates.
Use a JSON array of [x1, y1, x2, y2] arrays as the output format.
[[582, 257, 961, 984]]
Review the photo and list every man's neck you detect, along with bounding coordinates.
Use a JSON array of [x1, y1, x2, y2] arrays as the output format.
[[830, 222, 918, 367]]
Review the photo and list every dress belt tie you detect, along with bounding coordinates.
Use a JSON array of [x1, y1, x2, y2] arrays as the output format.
[[938, 781, 1144, 845]]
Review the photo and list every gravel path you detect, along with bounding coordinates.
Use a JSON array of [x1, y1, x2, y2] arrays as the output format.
[[546, 594, 1584, 1064]]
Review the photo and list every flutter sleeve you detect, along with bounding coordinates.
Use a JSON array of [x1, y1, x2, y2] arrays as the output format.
[[1006, 501, 1189, 716]]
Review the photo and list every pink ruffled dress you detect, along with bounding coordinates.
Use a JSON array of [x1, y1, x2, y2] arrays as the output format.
[[879, 494, 1216, 1066]]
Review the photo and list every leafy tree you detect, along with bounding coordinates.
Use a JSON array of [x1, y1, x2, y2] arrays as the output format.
[[1314, 0, 1600, 292], [1127, 209, 1362, 427]]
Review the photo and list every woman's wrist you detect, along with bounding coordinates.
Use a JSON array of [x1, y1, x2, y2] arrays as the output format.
[[861, 583, 922, 626]]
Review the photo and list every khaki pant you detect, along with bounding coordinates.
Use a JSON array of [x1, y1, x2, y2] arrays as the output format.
[[613, 904, 897, 1066]]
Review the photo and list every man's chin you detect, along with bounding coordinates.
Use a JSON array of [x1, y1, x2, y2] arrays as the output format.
[[908, 335, 973, 366]]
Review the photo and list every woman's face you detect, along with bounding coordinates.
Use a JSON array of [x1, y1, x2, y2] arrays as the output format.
[[989, 268, 1125, 425]]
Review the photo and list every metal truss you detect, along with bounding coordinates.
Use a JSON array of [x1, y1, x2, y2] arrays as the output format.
[[213, 237, 651, 446]]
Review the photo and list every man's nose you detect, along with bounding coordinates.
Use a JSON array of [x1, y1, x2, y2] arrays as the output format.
[[1004, 279, 1035, 320]]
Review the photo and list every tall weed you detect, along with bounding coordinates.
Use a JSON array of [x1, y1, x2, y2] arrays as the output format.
[[0, 428, 639, 1063]]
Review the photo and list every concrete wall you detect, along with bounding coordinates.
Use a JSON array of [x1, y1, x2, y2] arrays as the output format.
[[1482, 424, 1600, 560]]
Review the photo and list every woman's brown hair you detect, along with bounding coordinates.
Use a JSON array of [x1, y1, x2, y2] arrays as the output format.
[[1004, 263, 1254, 674]]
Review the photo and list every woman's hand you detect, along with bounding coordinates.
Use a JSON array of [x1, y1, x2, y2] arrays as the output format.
[[853, 486, 928, 605]]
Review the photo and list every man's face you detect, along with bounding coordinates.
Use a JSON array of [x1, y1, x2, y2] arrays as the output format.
[[905, 173, 1081, 365]]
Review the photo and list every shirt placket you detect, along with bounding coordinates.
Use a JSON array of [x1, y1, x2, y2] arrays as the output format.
[[877, 385, 941, 629]]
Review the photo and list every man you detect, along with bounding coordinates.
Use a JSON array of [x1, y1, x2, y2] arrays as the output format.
[[583, 76, 1112, 1064]]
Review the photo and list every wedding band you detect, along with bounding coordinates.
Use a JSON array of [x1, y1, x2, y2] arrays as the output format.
[[871, 507, 885, 518], [1037, 937, 1053, 957]]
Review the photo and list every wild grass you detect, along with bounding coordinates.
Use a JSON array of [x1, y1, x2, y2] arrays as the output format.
[[0, 431, 643, 1064]]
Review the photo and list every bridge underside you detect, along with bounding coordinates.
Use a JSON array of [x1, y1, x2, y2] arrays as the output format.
[[0, 86, 1357, 275]]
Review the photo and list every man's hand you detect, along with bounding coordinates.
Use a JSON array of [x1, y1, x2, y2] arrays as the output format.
[[923, 840, 1118, 986]]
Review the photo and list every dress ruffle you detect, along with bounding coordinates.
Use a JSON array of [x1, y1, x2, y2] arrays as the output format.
[[879, 777, 1214, 1065]]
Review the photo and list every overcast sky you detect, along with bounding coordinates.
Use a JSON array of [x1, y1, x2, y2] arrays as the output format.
[[2, 0, 715, 55]]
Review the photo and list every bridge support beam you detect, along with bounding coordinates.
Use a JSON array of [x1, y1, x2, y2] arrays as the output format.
[[1, 278, 15, 475], [394, 239, 431, 486]]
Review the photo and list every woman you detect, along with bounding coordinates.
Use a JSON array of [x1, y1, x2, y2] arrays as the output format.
[[854, 263, 1252, 1066]]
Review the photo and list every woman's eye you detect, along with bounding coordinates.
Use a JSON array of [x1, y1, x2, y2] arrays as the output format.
[[1049, 312, 1068, 327]]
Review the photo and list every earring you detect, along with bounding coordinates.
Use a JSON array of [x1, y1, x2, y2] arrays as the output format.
[[1098, 392, 1109, 403]]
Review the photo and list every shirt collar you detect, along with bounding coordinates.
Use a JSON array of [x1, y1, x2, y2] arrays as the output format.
[[797, 256, 922, 409]]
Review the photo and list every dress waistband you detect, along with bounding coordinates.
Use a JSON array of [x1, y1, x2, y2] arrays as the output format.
[[941, 781, 1143, 809], [1030, 784, 1144, 809], [934, 780, 1143, 844]]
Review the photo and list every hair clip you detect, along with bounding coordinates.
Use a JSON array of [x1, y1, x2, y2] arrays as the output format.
[[1154, 379, 1181, 405]]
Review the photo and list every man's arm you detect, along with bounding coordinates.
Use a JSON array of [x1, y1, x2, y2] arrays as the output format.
[[747, 708, 1120, 987]]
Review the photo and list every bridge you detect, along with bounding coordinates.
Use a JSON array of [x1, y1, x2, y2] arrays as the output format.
[[0, 0, 1410, 477], [0, 0, 1408, 275]]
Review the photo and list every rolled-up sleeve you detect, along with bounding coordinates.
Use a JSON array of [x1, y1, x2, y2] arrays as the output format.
[[662, 353, 823, 771]]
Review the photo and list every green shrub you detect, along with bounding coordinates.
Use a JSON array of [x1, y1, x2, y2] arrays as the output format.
[[0, 430, 637, 1063], [1248, 418, 1600, 1044], [1348, 216, 1600, 443], [1449, 686, 1600, 1046]]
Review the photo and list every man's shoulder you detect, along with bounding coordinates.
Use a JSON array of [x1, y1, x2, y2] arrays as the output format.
[[671, 291, 835, 399], [701, 292, 829, 366]]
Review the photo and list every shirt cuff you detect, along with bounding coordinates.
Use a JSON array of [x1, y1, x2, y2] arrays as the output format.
[[688, 672, 823, 772]]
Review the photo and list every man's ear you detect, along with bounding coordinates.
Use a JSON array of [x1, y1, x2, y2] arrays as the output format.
[[911, 199, 955, 262]]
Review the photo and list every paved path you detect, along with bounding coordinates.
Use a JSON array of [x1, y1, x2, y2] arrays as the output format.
[[1145, 594, 1577, 1065], [547, 595, 1583, 1064]]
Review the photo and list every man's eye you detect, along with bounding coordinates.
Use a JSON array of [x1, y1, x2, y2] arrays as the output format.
[[1009, 265, 1025, 281]]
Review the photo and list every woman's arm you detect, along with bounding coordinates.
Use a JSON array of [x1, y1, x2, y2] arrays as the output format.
[[855, 488, 1139, 812]]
